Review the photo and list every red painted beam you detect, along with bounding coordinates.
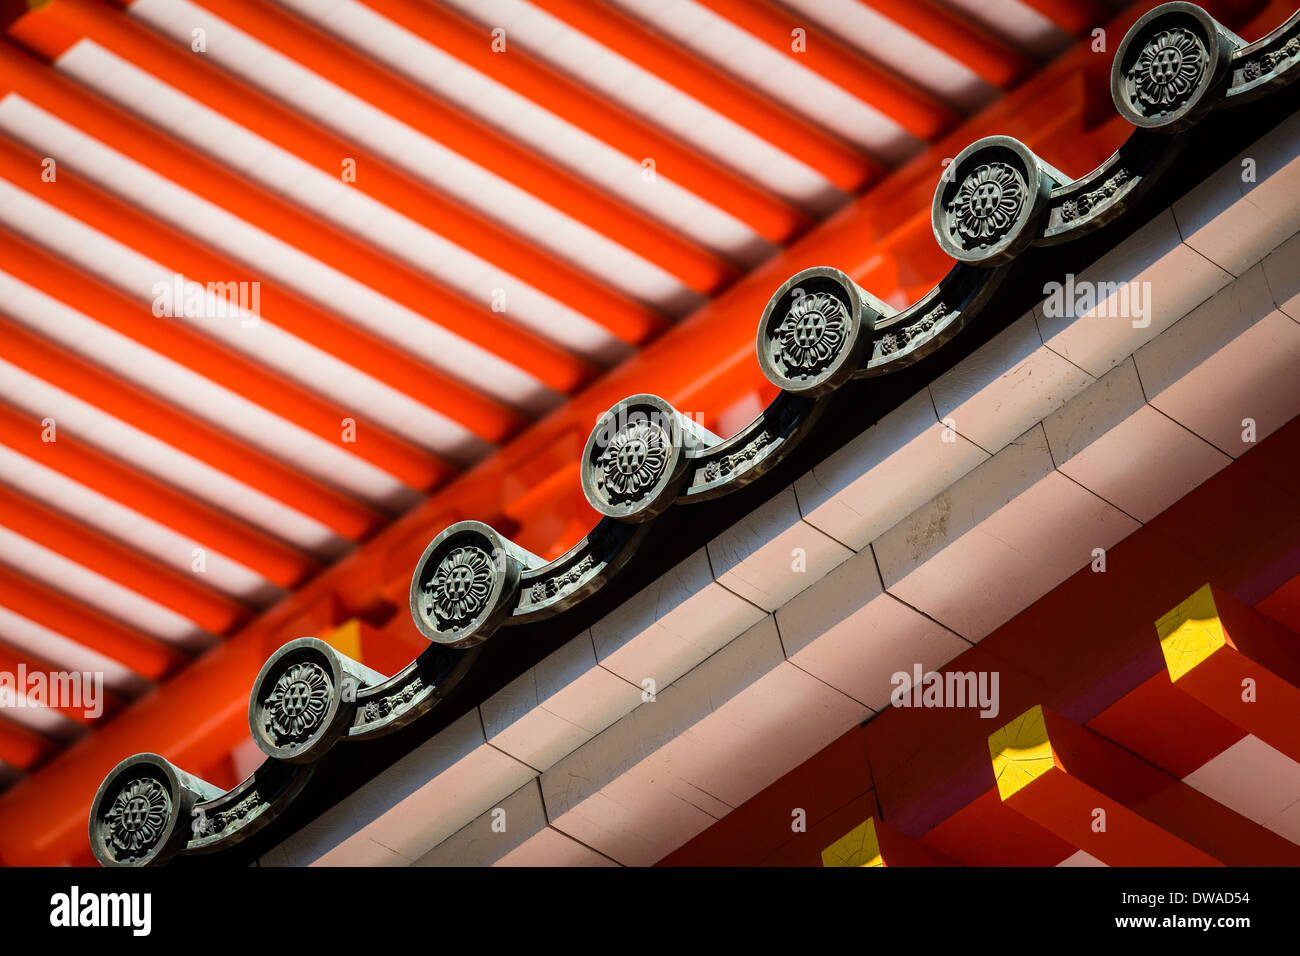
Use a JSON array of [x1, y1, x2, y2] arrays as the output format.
[[0, 223, 451, 493], [0, 482, 251, 636], [533, 0, 881, 192], [0, 40, 593, 401], [0, 564, 186, 682], [1085, 672, 1248, 780], [360, 0, 812, 243], [694, 0, 958, 140], [1016, 0, 1112, 35], [36, 0, 665, 346], [0, 135, 523, 449], [0, 716, 54, 772], [859, 0, 1035, 88], [991, 705, 1300, 866], [0, 642, 126, 726], [0, 402, 316, 589], [174, 0, 739, 297], [1157, 585, 1300, 763], [921, 788, 1077, 866], [1258, 572, 1300, 633], [0, 315, 386, 542]]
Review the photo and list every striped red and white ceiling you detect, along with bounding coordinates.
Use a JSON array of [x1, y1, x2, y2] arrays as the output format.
[[0, 0, 1113, 804]]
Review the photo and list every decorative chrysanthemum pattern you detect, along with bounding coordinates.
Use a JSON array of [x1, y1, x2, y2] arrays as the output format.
[[264, 661, 332, 744], [104, 778, 171, 859], [774, 292, 850, 375], [424, 546, 494, 628], [1130, 27, 1205, 112], [598, 420, 669, 504], [951, 162, 1026, 246]]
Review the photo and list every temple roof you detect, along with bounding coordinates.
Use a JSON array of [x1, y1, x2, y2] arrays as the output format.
[[85, 1, 1300, 866]]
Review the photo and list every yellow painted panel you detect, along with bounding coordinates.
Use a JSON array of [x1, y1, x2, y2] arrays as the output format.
[[323, 618, 364, 662], [989, 704, 1055, 801], [1155, 584, 1225, 683], [821, 817, 883, 867]]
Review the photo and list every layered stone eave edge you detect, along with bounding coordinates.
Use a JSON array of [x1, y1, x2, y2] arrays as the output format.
[[87, 3, 1300, 867]]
